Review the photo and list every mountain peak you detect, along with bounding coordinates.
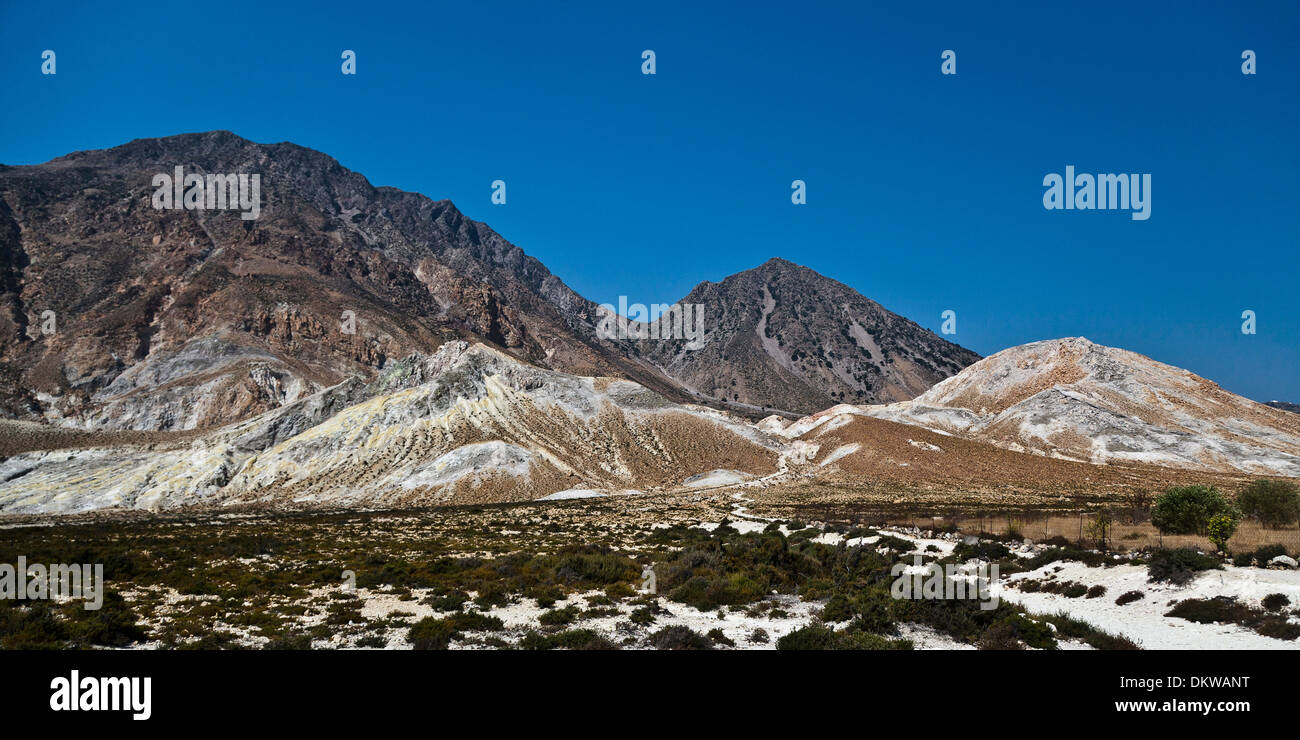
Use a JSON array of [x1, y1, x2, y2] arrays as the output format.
[[639, 257, 980, 414]]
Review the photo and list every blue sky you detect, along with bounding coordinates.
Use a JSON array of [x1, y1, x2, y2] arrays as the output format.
[[2, 1, 1297, 400]]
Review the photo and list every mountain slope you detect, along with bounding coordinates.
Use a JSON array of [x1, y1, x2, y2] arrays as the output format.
[[636, 258, 980, 415], [852, 337, 1300, 475], [0, 342, 783, 514], [0, 131, 681, 431]]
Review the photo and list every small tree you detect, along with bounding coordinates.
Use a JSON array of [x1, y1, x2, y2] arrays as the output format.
[[1084, 510, 1114, 550], [1206, 513, 1239, 553], [1150, 485, 1240, 536], [1237, 479, 1300, 528], [1125, 488, 1152, 524]]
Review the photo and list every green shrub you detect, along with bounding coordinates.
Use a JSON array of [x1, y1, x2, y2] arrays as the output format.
[[538, 605, 579, 627], [423, 590, 468, 611], [1146, 548, 1222, 585], [1237, 480, 1300, 528], [979, 614, 1056, 650], [706, 628, 735, 647], [1041, 612, 1139, 650], [1254, 619, 1300, 641], [776, 624, 839, 650], [449, 611, 505, 631], [873, 534, 916, 553], [650, 625, 713, 650], [1062, 583, 1088, 598], [1206, 513, 1239, 553], [775, 624, 910, 650], [408, 617, 457, 650], [519, 629, 618, 650], [1163, 598, 1300, 640], [1253, 544, 1288, 564], [1115, 590, 1144, 606], [1151, 485, 1239, 535], [1025, 546, 1107, 569], [976, 620, 1025, 650], [819, 589, 895, 633], [1085, 585, 1107, 599], [1261, 593, 1291, 612], [262, 633, 314, 650], [820, 594, 855, 623], [1165, 598, 1250, 624], [952, 540, 1010, 562]]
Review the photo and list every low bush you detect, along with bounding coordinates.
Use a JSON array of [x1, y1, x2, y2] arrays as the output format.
[[650, 625, 713, 650], [953, 540, 1011, 562], [1062, 583, 1088, 598], [408, 617, 457, 650], [776, 623, 911, 650], [1146, 548, 1222, 585], [538, 605, 579, 627], [519, 629, 618, 650], [978, 614, 1055, 650], [1115, 590, 1145, 606], [706, 628, 734, 647], [1261, 593, 1291, 612]]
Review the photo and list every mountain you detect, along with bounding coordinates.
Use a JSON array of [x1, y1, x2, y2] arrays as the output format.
[[0, 132, 974, 430], [1266, 401, 1300, 415], [637, 258, 980, 415], [0, 131, 683, 432], [850, 337, 1300, 476], [0, 342, 785, 514]]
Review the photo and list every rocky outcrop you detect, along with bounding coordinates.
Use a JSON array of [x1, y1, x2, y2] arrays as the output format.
[[0, 342, 783, 514]]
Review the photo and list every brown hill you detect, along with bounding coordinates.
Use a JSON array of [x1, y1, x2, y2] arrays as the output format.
[[637, 258, 980, 415], [0, 131, 682, 431]]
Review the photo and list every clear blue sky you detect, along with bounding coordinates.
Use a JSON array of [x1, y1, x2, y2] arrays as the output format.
[[2, 1, 1297, 401]]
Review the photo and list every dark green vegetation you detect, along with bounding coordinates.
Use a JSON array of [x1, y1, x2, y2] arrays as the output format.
[[1236, 480, 1300, 528], [1165, 598, 1300, 641], [1231, 544, 1289, 567], [1150, 486, 1239, 537], [0, 504, 648, 649], [1144, 548, 1222, 585], [0, 501, 1140, 650], [1115, 590, 1145, 606]]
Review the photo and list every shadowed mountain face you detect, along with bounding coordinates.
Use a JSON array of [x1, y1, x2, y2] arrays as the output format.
[[0, 132, 975, 430], [638, 258, 981, 415], [0, 131, 686, 430]]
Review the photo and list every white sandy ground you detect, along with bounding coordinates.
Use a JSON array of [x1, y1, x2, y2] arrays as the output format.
[[999, 561, 1300, 650], [116, 479, 1300, 651], [537, 488, 607, 500], [120, 540, 1300, 650]]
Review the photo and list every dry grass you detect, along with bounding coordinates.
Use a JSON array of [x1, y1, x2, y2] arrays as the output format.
[[914, 512, 1300, 554]]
